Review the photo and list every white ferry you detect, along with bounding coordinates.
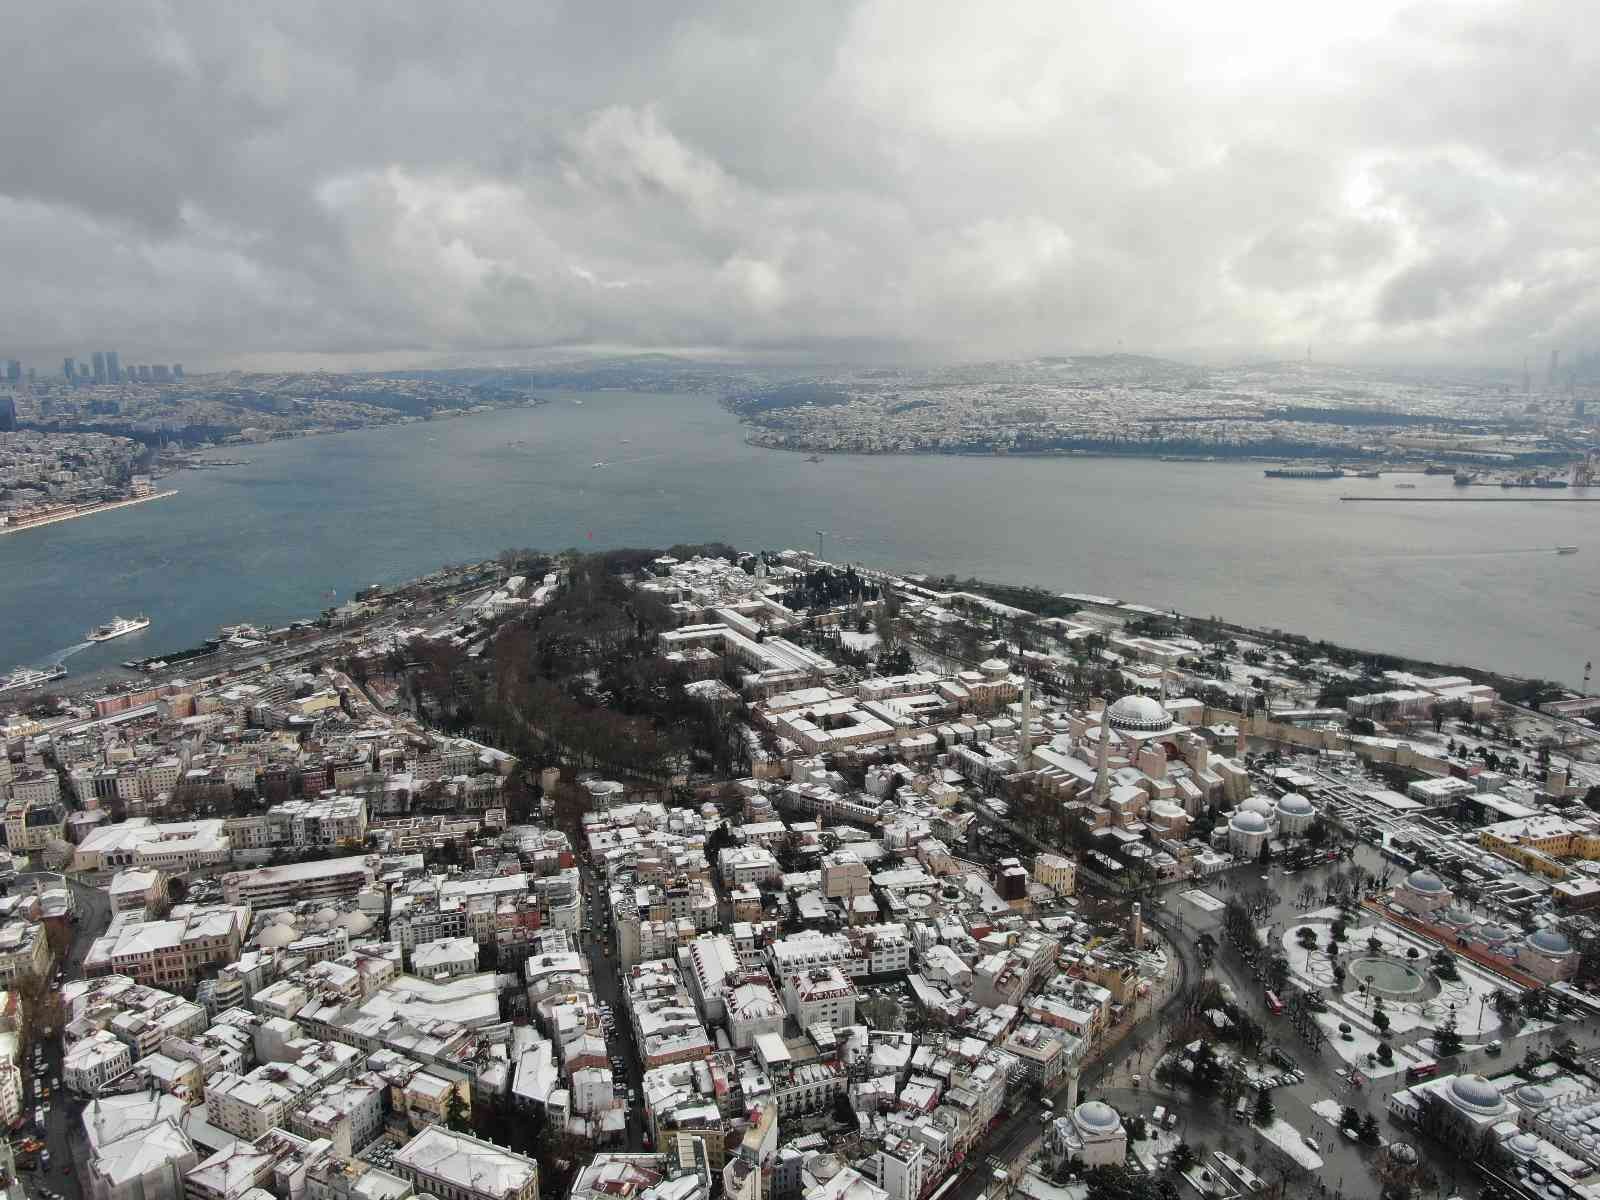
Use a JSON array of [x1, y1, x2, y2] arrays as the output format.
[[86, 614, 151, 642], [0, 665, 67, 693]]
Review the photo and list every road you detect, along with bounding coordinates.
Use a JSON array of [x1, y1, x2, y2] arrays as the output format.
[[14, 873, 110, 1200], [576, 857, 647, 1150]]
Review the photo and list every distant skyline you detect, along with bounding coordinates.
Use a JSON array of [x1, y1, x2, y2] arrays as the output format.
[[3, 1, 1595, 372]]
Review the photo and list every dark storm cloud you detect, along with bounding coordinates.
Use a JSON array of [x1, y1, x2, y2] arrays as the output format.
[[1, 0, 1595, 368]]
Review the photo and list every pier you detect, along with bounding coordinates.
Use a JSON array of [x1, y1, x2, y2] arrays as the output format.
[[1340, 495, 1600, 502]]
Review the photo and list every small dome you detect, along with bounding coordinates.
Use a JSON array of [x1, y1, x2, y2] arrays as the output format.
[[1230, 810, 1269, 834], [1075, 1101, 1122, 1131], [1106, 695, 1173, 733], [337, 911, 373, 934], [1515, 1085, 1551, 1110], [1527, 928, 1572, 955], [257, 924, 296, 948], [1277, 793, 1313, 816], [1509, 1133, 1540, 1157], [1405, 870, 1446, 894], [273, 911, 297, 925], [1478, 923, 1516, 942], [1440, 907, 1475, 928], [1240, 797, 1274, 817], [1449, 1074, 1506, 1115]]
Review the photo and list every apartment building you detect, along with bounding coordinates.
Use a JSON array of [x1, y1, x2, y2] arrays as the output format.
[[65, 1030, 134, 1094], [221, 856, 377, 909], [0, 920, 48, 984]]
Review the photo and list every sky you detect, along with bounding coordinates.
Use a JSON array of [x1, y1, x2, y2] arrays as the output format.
[[2, 0, 1595, 371]]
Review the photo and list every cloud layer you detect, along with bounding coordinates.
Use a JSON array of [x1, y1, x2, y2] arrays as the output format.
[[3, 0, 1595, 368]]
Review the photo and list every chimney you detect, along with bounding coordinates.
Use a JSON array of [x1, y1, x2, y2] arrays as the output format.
[[1131, 903, 1143, 950]]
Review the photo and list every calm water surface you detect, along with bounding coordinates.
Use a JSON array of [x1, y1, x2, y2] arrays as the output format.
[[3, 392, 1596, 683]]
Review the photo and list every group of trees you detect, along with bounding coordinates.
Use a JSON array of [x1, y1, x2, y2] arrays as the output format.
[[396, 550, 754, 790]]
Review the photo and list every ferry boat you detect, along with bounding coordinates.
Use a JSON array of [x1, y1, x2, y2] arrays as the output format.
[[1557, 546, 1580, 555], [0, 665, 67, 693], [86, 614, 150, 642], [1453, 472, 1476, 486]]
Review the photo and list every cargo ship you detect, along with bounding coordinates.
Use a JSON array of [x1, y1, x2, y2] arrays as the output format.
[[86, 614, 151, 642], [1264, 467, 1344, 479]]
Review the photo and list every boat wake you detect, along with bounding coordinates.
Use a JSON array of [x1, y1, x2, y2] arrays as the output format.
[[48, 641, 94, 664]]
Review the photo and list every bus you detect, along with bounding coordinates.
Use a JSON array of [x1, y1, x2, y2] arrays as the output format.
[[1264, 990, 1284, 1015], [1405, 1059, 1439, 1083]]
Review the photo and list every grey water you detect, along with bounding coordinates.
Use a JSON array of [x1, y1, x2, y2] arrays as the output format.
[[2, 391, 1596, 685]]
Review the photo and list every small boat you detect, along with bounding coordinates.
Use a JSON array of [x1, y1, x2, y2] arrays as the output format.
[[1557, 546, 1579, 555], [1356, 470, 1381, 479], [591, 462, 605, 469], [806, 454, 823, 463]]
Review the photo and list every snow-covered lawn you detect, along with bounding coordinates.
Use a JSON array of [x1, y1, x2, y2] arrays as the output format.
[[1309, 1099, 1345, 1127], [1255, 1117, 1324, 1171]]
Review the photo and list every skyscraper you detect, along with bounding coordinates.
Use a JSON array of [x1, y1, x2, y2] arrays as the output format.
[[92, 351, 106, 383], [172, 363, 184, 380], [62, 356, 76, 381], [0, 395, 14, 432], [106, 350, 121, 382], [4, 360, 20, 383]]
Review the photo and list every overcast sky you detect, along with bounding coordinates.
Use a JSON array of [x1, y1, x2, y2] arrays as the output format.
[[2, 0, 1593, 371]]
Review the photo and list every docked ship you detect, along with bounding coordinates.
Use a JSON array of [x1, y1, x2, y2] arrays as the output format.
[[0, 665, 68, 693], [1263, 466, 1344, 479], [86, 614, 151, 642]]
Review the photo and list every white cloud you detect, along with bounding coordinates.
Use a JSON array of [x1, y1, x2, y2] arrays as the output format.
[[0, 0, 1593, 367]]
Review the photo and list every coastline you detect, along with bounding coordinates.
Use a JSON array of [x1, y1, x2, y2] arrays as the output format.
[[0, 489, 179, 536]]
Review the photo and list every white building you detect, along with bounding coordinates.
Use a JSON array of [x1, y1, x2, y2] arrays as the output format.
[[781, 966, 857, 1030], [65, 1030, 134, 1095], [411, 936, 480, 981], [391, 1126, 539, 1200]]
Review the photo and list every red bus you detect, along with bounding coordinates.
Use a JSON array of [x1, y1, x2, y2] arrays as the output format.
[[1405, 1059, 1439, 1082], [1265, 990, 1285, 1014]]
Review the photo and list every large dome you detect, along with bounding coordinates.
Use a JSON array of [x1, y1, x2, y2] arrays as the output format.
[[1105, 695, 1174, 733], [1230, 810, 1269, 834], [1449, 1074, 1505, 1116], [1405, 870, 1446, 894], [1240, 797, 1275, 818], [257, 924, 297, 948], [1527, 928, 1572, 955], [1075, 1101, 1122, 1132], [1277, 793, 1314, 816]]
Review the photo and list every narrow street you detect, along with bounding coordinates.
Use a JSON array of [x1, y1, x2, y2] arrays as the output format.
[[15, 872, 111, 1200]]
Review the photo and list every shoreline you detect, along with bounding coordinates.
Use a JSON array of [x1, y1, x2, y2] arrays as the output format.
[[0, 489, 180, 536]]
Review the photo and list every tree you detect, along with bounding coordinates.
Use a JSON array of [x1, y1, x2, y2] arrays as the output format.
[[1373, 1009, 1390, 1035], [1169, 1143, 1194, 1174], [1376, 1042, 1394, 1065], [1435, 1015, 1463, 1057], [445, 1084, 471, 1132], [1339, 1106, 1361, 1131], [1254, 1090, 1275, 1126], [1359, 1114, 1381, 1145]]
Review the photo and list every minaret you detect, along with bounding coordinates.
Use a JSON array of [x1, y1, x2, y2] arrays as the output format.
[[1018, 675, 1033, 764], [1066, 1065, 1081, 1112], [1093, 714, 1111, 804], [1131, 901, 1144, 950]]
